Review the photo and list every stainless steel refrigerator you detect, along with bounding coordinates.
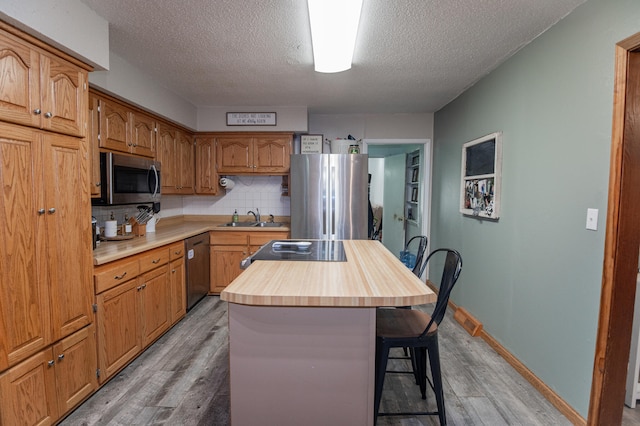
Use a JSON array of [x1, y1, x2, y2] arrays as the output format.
[[290, 154, 368, 240]]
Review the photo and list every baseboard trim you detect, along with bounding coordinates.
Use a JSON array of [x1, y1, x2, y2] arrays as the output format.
[[453, 307, 483, 336], [478, 327, 586, 425], [426, 284, 586, 425]]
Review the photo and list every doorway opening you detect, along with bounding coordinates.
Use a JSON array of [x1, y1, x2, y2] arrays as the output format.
[[363, 139, 431, 261]]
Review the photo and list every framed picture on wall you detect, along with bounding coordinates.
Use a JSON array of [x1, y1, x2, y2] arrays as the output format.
[[460, 132, 502, 219]]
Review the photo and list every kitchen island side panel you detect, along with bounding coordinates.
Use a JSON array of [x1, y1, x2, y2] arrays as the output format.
[[228, 303, 375, 425]]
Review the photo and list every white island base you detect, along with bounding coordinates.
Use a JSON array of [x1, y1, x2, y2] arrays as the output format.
[[228, 303, 375, 425]]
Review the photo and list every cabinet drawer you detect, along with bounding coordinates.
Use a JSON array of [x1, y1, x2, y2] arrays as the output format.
[[138, 247, 170, 274], [169, 242, 185, 261], [94, 258, 139, 294], [249, 231, 290, 247], [210, 231, 249, 245]]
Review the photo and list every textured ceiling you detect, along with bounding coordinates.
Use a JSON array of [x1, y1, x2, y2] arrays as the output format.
[[80, 0, 585, 114]]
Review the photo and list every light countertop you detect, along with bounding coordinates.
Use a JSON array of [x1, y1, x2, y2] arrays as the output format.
[[220, 239, 435, 308], [93, 216, 290, 265]]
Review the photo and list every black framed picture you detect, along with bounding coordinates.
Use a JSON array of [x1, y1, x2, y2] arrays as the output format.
[[460, 132, 502, 219]]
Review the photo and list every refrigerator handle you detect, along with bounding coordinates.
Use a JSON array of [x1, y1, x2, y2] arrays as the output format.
[[330, 165, 336, 238], [322, 161, 328, 239]]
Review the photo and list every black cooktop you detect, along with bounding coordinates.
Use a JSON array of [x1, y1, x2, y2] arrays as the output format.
[[251, 240, 346, 262]]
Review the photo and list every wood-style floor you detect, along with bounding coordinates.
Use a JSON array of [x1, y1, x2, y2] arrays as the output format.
[[61, 296, 574, 425]]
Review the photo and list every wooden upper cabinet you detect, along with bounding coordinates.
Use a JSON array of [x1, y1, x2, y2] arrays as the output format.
[[156, 122, 177, 192], [176, 130, 195, 194], [131, 111, 156, 157], [0, 29, 87, 138], [254, 135, 291, 173], [215, 133, 293, 175], [96, 97, 156, 158], [216, 137, 252, 173], [98, 98, 130, 152], [156, 123, 194, 195], [195, 136, 218, 195], [0, 31, 41, 129], [40, 53, 87, 137], [88, 94, 101, 197]]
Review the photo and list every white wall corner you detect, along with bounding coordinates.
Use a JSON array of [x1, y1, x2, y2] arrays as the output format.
[[0, 0, 109, 69]]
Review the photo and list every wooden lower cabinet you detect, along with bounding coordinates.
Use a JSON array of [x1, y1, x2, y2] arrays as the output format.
[[140, 265, 171, 347], [96, 278, 142, 383], [0, 325, 97, 426], [211, 245, 247, 294], [210, 230, 289, 294], [94, 242, 185, 384], [170, 256, 186, 324]]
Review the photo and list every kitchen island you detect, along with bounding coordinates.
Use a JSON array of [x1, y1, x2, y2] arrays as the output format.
[[220, 239, 435, 425]]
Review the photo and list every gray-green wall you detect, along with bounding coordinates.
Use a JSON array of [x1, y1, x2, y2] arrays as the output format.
[[432, 0, 640, 417]]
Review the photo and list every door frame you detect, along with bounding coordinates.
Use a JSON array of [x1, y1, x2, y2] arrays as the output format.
[[363, 138, 432, 248], [589, 32, 640, 425]]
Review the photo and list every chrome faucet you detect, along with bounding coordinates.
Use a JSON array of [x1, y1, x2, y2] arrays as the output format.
[[247, 208, 260, 222]]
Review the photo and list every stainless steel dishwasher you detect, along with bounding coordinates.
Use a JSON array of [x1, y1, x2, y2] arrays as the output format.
[[185, 232, 210, 310]]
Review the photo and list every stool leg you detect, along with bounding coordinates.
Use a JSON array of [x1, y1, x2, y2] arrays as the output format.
[[409, 347, 419, 384], [374, 339, 389, 424], [416, 347, 427, 399], [427, 336, 446, 425]]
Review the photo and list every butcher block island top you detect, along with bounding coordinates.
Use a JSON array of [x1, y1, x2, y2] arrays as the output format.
[[220, 239, 435, 307]]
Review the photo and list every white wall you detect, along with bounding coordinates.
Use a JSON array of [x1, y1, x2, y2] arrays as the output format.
[[90, 53, 198, 130], [309, 113, 433, 152], [0, 0, 109, 69]]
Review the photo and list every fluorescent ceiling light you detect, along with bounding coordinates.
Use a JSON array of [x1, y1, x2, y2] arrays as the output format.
[[307, 0, 363, 73]]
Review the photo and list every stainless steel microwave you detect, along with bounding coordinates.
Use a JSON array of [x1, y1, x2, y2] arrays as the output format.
[[92, 152, 161, 205]]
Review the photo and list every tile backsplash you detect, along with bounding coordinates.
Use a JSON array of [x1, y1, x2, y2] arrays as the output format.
[[92, 175, 290, 227]]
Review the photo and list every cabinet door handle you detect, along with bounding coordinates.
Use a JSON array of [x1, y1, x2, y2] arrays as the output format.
[[141, 283, 147, 289], [58, 354, 64, 361], [152, 258, 161, 264], [171, 269, 176, 273], [44, 112, 53, 118], [114, 272, 127, 280], [37, 208, 45, 215], [48, 208, 56, 214], [96, 182, 101, 187], [33, 108, 41, 115], [174, 250, 182, 255], [47, 360, 54, 367], [137, 285, 142, 291]]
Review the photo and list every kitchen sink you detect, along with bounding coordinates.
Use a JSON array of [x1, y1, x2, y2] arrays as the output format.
[[255, 222, 283, 227], [219, 221, 284, 227], [219, 222, 259, 227]]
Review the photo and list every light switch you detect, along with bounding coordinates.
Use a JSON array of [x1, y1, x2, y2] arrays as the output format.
[[586, 208, 598, 231]]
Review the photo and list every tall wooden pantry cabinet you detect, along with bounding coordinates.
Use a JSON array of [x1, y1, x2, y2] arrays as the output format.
[[0, 22, 97, 425]]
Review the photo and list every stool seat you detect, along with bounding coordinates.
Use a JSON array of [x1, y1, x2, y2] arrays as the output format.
[[376, 308, 437, 338]]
